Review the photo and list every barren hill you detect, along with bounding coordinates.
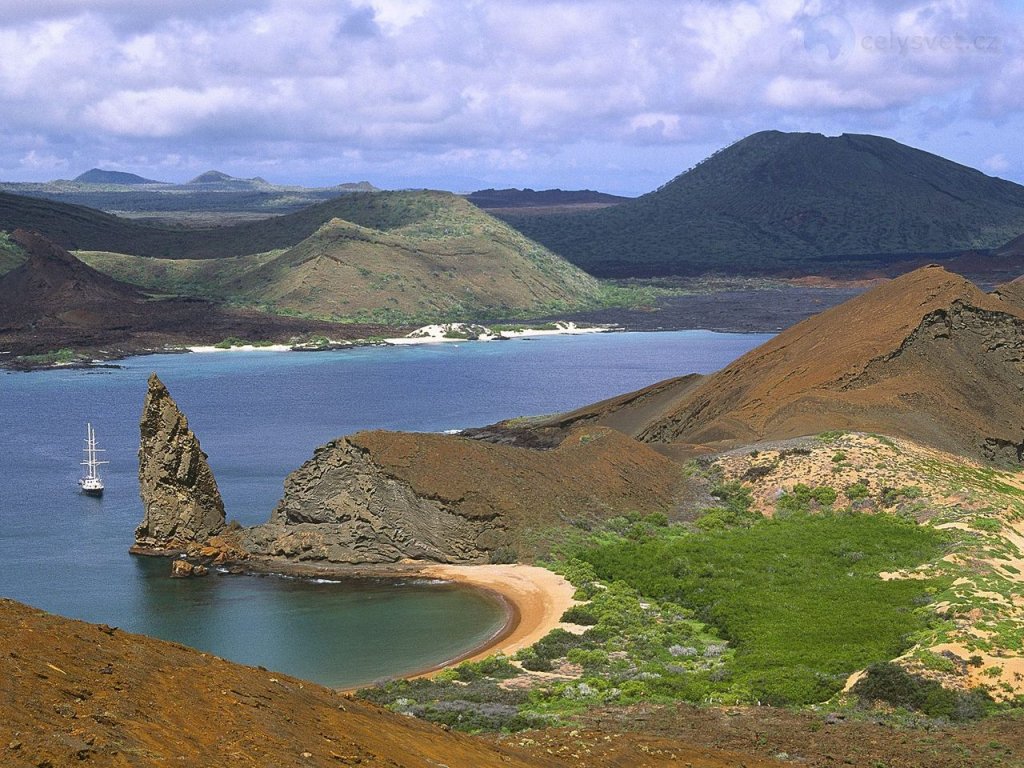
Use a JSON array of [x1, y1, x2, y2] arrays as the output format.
[[0, 229, 146, 328], [0, 231, 379, 360], [523, 266, 1024, 463], [0, 598, 559, 768], [501, 131, 1024, 277]]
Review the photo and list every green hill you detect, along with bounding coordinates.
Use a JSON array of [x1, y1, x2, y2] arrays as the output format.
[[75, 192, 601, 321], [499, 131, 1024, 276], [73, 168, 162, 184]]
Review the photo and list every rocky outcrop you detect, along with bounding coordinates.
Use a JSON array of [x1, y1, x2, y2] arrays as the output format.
[[245, 427, 685, 564], [245, 437, 500, 564], [133, 374, 226, 553]]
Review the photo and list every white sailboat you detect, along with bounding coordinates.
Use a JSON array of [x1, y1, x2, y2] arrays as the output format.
[[79, 422, 108, 497]]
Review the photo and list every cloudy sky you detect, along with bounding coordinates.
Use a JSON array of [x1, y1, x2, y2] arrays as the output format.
[[0, 0, 1020, 195]]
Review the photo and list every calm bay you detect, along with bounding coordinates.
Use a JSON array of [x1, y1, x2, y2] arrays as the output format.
[[0, 330, 771, 687]]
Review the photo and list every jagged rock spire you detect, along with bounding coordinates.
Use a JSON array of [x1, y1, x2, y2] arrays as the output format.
[[133, 373, 225, 552]]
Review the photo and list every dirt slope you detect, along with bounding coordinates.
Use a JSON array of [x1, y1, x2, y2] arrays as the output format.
[[0, 598, 563, 768], [523, 266, 1024, 463], [1, 599, 797, 768], [246, 426, 689, 564]]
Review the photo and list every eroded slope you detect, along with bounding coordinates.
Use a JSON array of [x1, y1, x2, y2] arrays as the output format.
[[246, 427, 685, 564], [521, 266, 1024, 464]]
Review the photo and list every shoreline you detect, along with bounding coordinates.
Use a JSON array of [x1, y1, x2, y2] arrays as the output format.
[[226, 557, 577, 686]]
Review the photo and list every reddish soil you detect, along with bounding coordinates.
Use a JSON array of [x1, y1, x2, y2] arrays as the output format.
[[351, 427, 691, 551], [0, 598, 562, 768], [564, 702, 1024, 768], [526, 266, 1024, 464]]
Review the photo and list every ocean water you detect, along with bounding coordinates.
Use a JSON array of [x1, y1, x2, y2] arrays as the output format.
[[0, 330, 771, 687]]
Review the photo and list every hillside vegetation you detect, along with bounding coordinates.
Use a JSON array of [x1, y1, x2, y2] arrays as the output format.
[[500, 131, 1024, 276], [77, 192, 601, 321]]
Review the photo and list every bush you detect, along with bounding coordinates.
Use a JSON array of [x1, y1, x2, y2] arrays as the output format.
[[776, 484, 837, 516], [576, 513, 945, 705], [845, 481, 870, 500], [561, 604, 599, 625], [489, 545, 518, 564], [853, 662, 993, 721]]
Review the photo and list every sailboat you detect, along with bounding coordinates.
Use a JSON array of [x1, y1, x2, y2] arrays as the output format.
[[79, 422, 108, 497]]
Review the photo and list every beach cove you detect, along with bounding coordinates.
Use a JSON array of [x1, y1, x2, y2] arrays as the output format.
[[0, 330, 771, 688]]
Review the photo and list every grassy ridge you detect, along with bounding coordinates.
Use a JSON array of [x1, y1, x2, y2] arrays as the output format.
[[500, 131, 1024, 276], [74, 192, 602, 321]]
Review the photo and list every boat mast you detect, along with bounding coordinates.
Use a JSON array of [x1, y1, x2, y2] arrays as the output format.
[[82, 422, 108, 480]]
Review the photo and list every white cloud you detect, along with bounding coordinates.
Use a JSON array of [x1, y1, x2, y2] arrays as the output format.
[[984, 153, 1010, 173], [0, 0, 1019, 192]]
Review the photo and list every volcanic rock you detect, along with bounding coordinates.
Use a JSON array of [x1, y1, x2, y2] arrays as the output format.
[[134, 374, 226, 552], [245, 427, 685, 564], [529, 266, 1024, 464], [0, 229, 146, 331]]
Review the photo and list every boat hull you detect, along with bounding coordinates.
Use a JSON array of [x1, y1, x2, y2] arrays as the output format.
[[81, 486, 104, 498]]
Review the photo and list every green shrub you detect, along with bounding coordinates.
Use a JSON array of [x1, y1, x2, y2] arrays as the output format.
[[776, 484, 837, 516], [853, 662, 993, 721], [845, 482, 870, 500], [489, 545, 518, 564], [971, 517, 1003, 533], [710, 481, 754, 513], [561, 604, 599, 625], [575, 513, 945, 705]]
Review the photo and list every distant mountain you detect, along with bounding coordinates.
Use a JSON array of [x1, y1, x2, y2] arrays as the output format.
[[0, 230, 365, 360], [499, 131, 1024, 277], [466, 188, 629, 209], [73, 168, 162, 185], [188, 170, 251, 184], [0, 190, 401, 259], [0, 175, 376, 218]]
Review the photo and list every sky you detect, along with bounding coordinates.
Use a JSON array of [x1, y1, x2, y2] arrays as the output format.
[[0, 0, 1021, 196]]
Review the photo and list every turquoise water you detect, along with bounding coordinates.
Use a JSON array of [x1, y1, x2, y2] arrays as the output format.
[[0, 330, 770, 686]]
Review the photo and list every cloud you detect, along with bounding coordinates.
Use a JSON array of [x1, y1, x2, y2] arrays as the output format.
[[0, 0, 1020, 193]]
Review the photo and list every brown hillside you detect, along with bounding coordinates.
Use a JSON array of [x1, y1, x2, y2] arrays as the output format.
[[993, 273, 1024, 312], [0, 229, 146, 328], [351, 427, 684, 528], [249, 426, 689, 564], [0, 598, 796, 768], [0, 598, 559, 768], [527, 266, 1024, 463]]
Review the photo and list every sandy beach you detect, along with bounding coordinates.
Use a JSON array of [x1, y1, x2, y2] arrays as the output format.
[[384, 321, 612, 345], [242, 558, 578, 682], [418, 563, 578, 663]]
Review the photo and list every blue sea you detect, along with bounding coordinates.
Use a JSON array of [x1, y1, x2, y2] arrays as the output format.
[[0, 330, 770, 687]]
